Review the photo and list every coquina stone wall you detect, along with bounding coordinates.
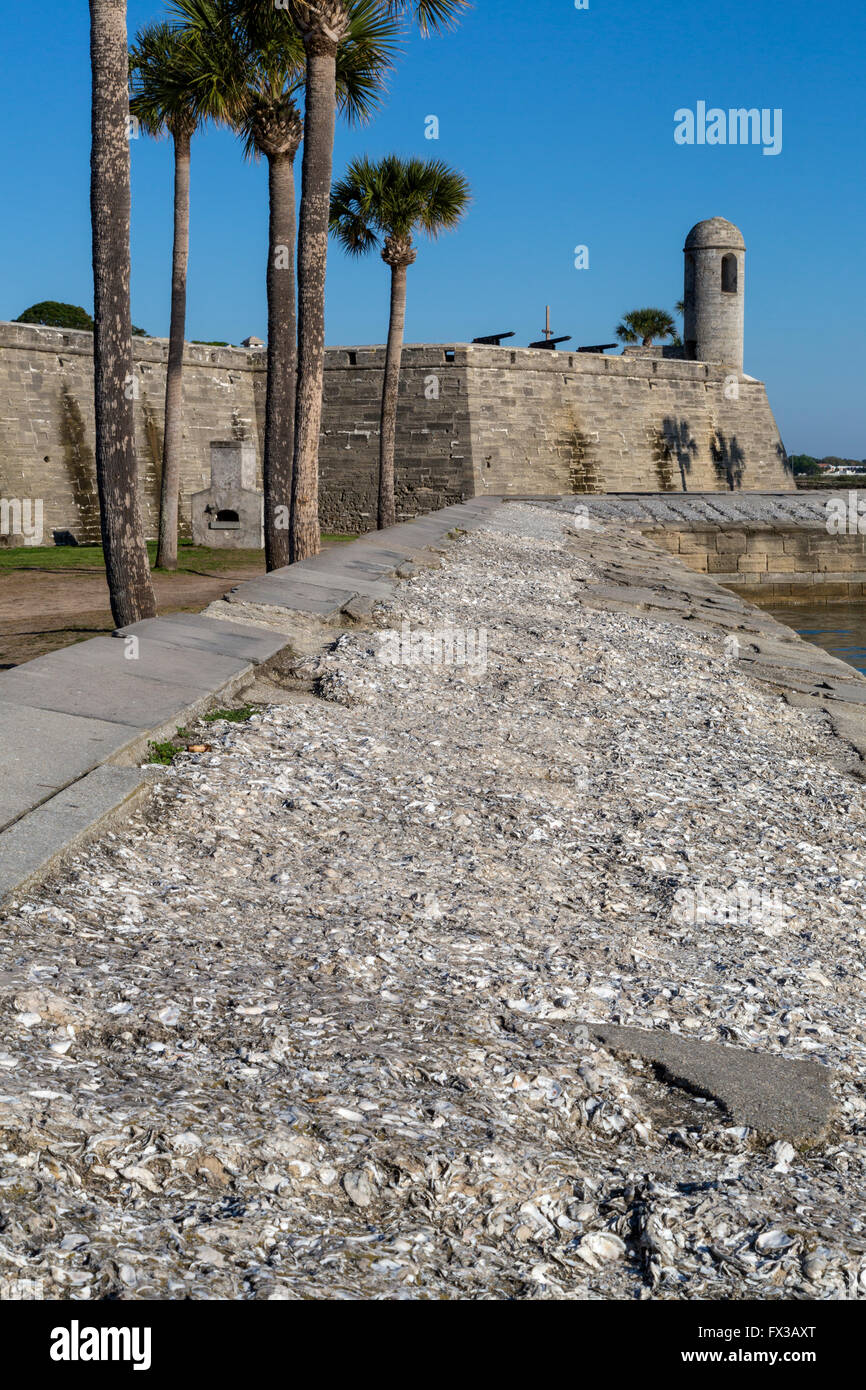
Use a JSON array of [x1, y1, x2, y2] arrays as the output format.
[[461, 344, 791, 496], [0, 322, 793, 544], [646, 524, 866, 604]]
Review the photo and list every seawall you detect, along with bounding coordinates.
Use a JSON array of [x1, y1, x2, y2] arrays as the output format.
[[646, 524, 866, 604]]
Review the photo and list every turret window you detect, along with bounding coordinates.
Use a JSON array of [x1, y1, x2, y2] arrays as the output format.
[[721, 253, 738, 293]]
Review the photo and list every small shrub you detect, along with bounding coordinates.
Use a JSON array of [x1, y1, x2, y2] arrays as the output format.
[[146, 739, 179, 765]]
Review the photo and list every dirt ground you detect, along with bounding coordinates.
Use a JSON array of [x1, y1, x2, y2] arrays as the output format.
[[0, 540, 348, 669]]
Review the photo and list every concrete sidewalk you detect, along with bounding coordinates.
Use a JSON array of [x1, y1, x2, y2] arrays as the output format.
[[0, 497, 501, 902]]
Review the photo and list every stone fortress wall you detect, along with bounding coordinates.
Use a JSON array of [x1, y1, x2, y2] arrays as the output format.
[[0, 327, 792, 544], [0, 218, 795, 542]]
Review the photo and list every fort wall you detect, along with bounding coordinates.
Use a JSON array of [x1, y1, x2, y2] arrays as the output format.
[[0, 322, 793, 544]]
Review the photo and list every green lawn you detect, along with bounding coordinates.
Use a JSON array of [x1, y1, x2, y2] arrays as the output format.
[[0, 534, 356, 573]]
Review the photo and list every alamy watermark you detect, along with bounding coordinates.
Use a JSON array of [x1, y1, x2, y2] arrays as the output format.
[[50, 1321, 152, 1372], [674, 103, 782, 156], [1, 497, 43, 545], [825, 491, 866, 534], [673, 883, 789, 928], [0, 1275, 44, 1300], [377, 622, 487, 674]]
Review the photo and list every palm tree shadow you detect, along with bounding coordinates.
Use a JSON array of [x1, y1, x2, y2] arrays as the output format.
[[661, 417, 698, 491], [711, 431, 746, 490]]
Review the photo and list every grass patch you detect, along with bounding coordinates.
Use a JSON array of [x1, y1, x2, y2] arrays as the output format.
[[0, 539, 265, 574], [144, 709, 251, 764], [146, 738, 181, 765], [0, 544, 107, 572], [0, 534, 357, 573], [203, 705, 254, 724], [149, 541, 265, 574]]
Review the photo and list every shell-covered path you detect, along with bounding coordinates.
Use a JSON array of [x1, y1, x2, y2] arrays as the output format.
[[1, 505, 864, 1300]]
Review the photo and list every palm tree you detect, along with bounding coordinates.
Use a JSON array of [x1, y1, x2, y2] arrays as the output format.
[[330, 155, 469, 528], [198, 0, 306, 571], [615, 308, 678, 347], [89, 0, 157, 626], [133, 1, 302, 572], [285, 0, 468, 562], [670, 298, 685, 347], [129, 20, 207, 572], [181, 0, 397, 570]]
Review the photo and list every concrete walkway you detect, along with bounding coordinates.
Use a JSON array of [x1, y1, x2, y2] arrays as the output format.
[[0, 498, 501, 902]]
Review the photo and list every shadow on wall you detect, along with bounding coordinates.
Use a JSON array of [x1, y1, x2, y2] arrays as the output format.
[[569, 425, 601, 493], [659, 417, 698, 492], [141, 395, 163, 492], [59, 386, 100, 538], [711, 431, 746, 490], [139, 392, 164, 531]]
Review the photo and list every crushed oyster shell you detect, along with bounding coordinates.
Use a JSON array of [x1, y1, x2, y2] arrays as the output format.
[[0, 503, 865, 1301]]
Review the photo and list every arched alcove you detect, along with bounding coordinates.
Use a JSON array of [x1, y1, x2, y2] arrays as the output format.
[[721, 253, 738, 293]]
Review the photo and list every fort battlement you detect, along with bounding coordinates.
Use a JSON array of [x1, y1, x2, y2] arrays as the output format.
[[0, 321, 792, 545]]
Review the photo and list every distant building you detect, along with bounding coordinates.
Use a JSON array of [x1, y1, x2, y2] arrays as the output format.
[[241, 335, 265, 349]]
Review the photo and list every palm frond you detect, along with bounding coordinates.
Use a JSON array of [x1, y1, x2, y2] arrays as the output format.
[[163, 0, 305, 155], [615, 308, 677, 345], [129, 21, 197, 138], [330, 152, 469, 256], [385, 0, 471, 35], [336, 0, 402, 126]]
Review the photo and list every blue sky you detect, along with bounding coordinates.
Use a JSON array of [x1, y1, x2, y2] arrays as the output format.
[[1, 0, 863, 456]]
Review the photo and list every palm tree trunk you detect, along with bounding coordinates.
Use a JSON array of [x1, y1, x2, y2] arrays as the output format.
[[155, 126, 191, 572], [291, 44, 337, 563], [264, 150, 297, 572], [89, 0, 156, 627], [378, 261, 408, 530]]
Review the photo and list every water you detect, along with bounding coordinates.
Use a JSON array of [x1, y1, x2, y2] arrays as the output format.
[[765, 602, 866, 675]]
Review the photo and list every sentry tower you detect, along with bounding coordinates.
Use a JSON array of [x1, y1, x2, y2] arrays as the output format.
[[683, 217, 745, 372]]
